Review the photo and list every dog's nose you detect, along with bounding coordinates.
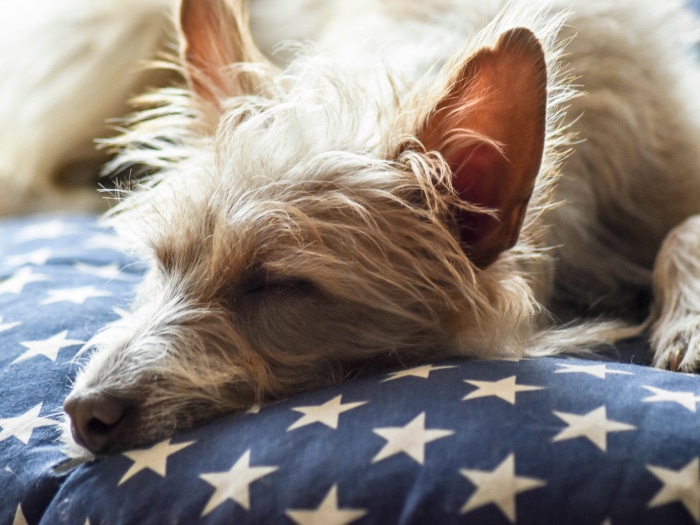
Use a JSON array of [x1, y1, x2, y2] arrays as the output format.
[[63, 392, 131, 454]]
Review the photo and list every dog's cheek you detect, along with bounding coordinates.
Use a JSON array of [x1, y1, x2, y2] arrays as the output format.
[[232, 284, 453, 378], [235, 285, 335, 357]]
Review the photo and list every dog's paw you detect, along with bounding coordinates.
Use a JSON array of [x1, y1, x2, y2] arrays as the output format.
[[652, 322, 700, 373]]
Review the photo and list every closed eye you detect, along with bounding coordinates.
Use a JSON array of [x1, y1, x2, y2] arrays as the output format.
[[243, 279, 306, 296], [238, 273, 316, 298]]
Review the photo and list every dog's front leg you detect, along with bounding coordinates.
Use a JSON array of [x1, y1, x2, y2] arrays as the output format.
[[649, 215, 700, 372]]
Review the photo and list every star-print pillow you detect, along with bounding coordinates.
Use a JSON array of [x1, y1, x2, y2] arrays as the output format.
[[2, 214, 700, 525]]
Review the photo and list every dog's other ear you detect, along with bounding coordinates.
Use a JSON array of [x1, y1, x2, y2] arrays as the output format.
[[419, 28, 547, 268], [179, 0, 271, 107]]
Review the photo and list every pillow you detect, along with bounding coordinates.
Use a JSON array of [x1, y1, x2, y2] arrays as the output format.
[[0, 215, 143, 524], [1, 215, 699, 525]]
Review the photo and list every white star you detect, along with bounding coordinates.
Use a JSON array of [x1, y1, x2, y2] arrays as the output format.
[[555, 363, 634, 379], [119, 438, 195, 485], [17, 219, 75, 241], [462, 376, 544, 404], [3, 248, 52, 267], [643, 386, 700, 413], [0, 316, 21, 334], [0, 403, 56, 445], [647, 458, 700, 522], [41, 286, 112, 305], [381, 364, 456, 382], [13, 330, 84, 364], [286, 485, 368, 525], [74, 262, 124, 280], [460, 453, 546, 523], [552, 406, 636, 452], [13, 504, 28, 525], [200, 449, 278, 515], [0, 268, 48, 295], [372, 412, 454, 465], [288, 395, 367, 431]]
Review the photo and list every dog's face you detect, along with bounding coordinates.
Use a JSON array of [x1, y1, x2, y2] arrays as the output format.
[[63, 0, 549, 456]]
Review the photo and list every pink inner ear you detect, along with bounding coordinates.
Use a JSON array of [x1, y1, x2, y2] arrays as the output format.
[[179, 0, 270, 107], [418, 28, 548, 269], [450, 142, 506, 208], [450, 141, 523, 266], [180, 0, 235, 105]]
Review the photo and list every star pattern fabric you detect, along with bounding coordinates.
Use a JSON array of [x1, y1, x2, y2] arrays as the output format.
[[2, 214, 700, 525], [3, 247, 52, 267], [0, 316, 21, 334], [200, 450, 279, 515], [286, 485, 368, 525], [460, 453, 546, 522], [74, 262, 124, 280], [371, 412, 454, 465], [647, 458, 700, 522], [643, 385, 700, 412], [118, 438, 195, 485], [381, 363, 457, 382], [0, 268, 48, 295], [462, 375, 544, 404], [41, 285, 112, 305], [13, 330, 84, 364], [0, 403, 56, 445], [555, 363, 634, 379], [13, 505, 28, 525], [552, 406, 637, 452], [16, 219, 76, 241], [287, 395, 368, 431]]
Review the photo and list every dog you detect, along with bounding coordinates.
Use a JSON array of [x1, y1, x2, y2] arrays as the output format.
[[14, 0, 693, 457]]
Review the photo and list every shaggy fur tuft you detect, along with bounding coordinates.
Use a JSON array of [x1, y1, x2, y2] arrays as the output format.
[[9, 0, 695, 457]]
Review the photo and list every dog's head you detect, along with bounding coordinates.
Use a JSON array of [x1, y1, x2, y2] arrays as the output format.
[[63, 0, 555, 456]]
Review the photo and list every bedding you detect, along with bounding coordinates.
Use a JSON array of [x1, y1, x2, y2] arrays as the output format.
[[1, 214, 699, 525]]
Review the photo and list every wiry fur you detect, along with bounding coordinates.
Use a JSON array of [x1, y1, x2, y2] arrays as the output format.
[[8, 0, 697, 457]]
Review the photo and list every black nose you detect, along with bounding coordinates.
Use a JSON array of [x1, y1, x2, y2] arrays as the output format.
[[63, 392, 131, 454]]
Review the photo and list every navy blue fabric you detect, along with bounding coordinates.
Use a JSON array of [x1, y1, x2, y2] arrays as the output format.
[[0, 215, 144, 525], [1, 214, 700, 525]]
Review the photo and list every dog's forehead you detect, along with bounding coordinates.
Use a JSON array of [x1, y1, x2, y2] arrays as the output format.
[[213, 63, 412, 185], [148, 152, 393, 282], [138, 65, 428, 285]]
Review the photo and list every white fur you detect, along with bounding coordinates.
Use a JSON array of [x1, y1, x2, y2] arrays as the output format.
[[2, 0, 698, 457]]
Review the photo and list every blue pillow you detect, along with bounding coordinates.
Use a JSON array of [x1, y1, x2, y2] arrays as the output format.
[[2, 215, 700, 525]]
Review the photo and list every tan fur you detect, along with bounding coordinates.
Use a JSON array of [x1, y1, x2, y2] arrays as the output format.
[[6, 0, 696, 457]]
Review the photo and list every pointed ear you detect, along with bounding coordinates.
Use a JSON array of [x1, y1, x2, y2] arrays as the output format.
[[179, 0, 271, 107], [419, 28, 547, 268]]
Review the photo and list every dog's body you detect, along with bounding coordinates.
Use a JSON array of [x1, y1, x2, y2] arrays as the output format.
[[4, 0, 699, 456]]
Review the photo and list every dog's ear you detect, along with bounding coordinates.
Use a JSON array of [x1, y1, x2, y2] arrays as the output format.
[[419, 28, 547, 268], [179, 0, 272, 108]]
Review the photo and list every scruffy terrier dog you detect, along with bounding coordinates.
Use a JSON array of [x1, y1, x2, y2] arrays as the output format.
[[42, 0, 700, 456]]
